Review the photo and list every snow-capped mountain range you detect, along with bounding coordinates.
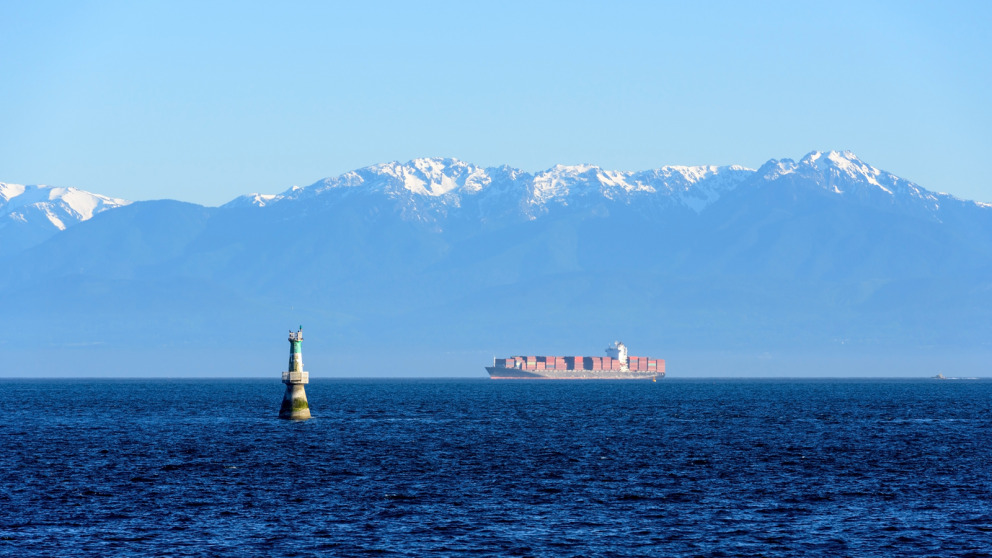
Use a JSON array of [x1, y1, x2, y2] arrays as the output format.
[[4, 150, 988, 262], [225, 150, 986, 223], [4, 151, 986, 244]]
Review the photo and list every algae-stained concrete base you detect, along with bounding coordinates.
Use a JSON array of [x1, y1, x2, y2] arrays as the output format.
[[279, 383, 311, 420]]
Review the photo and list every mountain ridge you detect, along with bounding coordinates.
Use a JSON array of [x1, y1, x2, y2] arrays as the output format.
[[225, 150, 987, 221], [5, 151, 987, 237]]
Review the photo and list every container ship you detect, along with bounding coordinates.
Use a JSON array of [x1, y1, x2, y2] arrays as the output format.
[[486, 341, 664, 380]]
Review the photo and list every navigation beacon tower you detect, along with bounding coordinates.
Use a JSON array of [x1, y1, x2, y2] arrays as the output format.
[[279, 326, 311, 420]]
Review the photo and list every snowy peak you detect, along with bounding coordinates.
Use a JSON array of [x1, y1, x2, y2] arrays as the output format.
[[403, 157, 491, 196], [224, 192, 282, 208], [304, 157, 492, 198], [760, 150, 872, 178], [799, 150, 893, 193], [755, 151, 952, 214], [762, 150, 903, 195], [0, 183, 130, 231]]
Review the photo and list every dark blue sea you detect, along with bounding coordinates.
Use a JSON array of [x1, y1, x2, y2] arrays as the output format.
[[1, 378, 991, 557]]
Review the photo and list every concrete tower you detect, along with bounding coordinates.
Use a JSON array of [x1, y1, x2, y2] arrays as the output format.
[[279, 326, 311, 420]]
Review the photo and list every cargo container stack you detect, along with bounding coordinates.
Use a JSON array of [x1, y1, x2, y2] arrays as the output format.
[[484, 343, 666, 380]]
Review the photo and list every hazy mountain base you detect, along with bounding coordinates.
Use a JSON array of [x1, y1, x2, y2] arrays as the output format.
[[0, 269, 988, 377]]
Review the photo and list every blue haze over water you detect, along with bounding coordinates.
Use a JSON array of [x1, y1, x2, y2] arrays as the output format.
[[1, 378, 990, 556]]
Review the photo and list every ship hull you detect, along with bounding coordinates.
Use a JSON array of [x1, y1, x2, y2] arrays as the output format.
[[486, 366, 662, 380]]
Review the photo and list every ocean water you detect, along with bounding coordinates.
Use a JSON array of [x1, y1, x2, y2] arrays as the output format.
[[1, 378, 990, 557]]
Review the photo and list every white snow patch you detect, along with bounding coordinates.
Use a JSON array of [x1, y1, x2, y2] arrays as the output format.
[[245, 193, 280, 207], [60, 188, 102, 219], [402, 173, 429, 195], [826, 151, 855, 170], [44, 210, 66, 230], [0, 182, 27, 202], [767, 161, 797, 177]]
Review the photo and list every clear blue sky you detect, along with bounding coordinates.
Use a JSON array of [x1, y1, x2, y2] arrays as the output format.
[[2, 1, 990, 206]]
